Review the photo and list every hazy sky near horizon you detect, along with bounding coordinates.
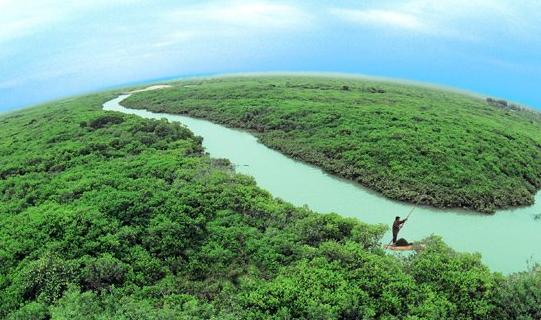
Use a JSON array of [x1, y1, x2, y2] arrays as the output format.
[[1, 0, 541, 111]]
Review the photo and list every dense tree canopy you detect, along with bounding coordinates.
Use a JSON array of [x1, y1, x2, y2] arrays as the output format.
[[0, 88, 540, 319], [124, 75, 541, 213]]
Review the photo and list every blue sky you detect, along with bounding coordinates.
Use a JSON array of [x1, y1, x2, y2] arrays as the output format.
[[1, 0, 541, 111]]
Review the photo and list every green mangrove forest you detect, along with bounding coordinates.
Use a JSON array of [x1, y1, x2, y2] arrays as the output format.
[[123, 75, 541, 213], [0, 84, 540, 319]]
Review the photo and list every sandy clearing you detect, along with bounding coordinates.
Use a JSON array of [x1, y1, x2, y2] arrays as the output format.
[[129, 85, 172, 93]]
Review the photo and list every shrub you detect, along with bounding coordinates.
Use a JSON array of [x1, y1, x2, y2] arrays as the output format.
[[490, 266, 541, 320], [81, 254, 128, 291], [88, 114, 124, 129], [18, 254, 79, 304]]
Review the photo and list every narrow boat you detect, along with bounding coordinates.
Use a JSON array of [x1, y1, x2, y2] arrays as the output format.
[[384, 244, 425, 251]]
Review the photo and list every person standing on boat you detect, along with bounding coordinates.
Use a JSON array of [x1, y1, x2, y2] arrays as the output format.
[[392, 216, 407, 244]]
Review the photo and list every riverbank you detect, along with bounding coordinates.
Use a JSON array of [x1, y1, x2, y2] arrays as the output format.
[[106, 90, 541, 274], [122, 75, 541, 213]]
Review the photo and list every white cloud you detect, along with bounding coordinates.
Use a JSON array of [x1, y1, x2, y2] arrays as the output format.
[[167, 1, 311, 31], [150, 1, 312, 49], [0, 78, 22, 89], [331, 0, 541, 41], [0, 0, 314, 97], [0, 0, 142, 44], [332, 8, 425, 31], [0, 1, 59, 43], [0, 0, 309, 46], [151, 31, 198, 49]]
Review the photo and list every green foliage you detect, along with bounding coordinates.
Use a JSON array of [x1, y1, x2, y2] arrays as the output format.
[[87, 114, 124, 129], [6, 302, 48, 320], [16, 253, 80, 305], [0, 88, 537, 318], [490, 265, 541, 320], [81, 254, 128, 291], [124, 75, 541, 213], [48, 287, 223, 319], [406, 236, 496, 319]]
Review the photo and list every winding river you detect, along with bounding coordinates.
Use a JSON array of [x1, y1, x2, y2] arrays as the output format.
[[104, 92, 541, 274]]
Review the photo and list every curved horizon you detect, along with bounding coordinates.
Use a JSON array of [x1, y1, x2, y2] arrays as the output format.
[[1, 1, 541, 111], [7, 71, 536, 115]]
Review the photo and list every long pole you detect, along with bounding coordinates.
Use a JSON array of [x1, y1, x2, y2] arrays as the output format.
[[402, 204, 417, 226]]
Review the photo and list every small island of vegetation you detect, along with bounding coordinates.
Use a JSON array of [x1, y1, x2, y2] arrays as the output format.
[[123, 75, 541, 213]]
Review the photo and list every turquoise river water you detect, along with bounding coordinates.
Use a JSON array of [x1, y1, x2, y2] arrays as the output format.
[[104, 93, 541, 274]]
